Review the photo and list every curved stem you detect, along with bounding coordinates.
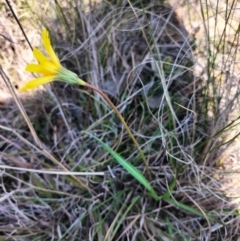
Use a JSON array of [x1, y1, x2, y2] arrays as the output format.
[[85, 82, 151, 179]]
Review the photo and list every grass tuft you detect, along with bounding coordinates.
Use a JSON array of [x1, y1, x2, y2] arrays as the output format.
[[1, 0, 240, 240]]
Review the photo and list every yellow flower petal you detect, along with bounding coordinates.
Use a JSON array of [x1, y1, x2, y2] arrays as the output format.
[[19, 76, 55, 92], [42, 29, 61, 67], [41, 62, 60, 74], [33, 48, 49, 64], [25, 64, 51, 75], [26, 62, 60, 75]]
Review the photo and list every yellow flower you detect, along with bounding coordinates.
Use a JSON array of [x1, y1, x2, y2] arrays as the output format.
[[20, 28, 85, 92]]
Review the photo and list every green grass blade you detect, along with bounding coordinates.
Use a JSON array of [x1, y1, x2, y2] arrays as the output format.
[[85, 132, 158, 199], [162, 179, 176, 199], [105, 194, 140, 241], [163, 197, 217, 222]]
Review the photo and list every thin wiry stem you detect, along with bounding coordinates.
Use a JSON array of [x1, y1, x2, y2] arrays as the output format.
[[85, 82, 151, 179]]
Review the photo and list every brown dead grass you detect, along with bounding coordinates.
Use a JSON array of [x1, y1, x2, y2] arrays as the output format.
[[172, 0, 240, 211]]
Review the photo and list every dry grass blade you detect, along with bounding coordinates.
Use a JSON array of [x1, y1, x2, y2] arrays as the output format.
[[0, 164, 104, 176]]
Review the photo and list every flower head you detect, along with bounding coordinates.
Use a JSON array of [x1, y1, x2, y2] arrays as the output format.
[[20, 28, 85, 92]]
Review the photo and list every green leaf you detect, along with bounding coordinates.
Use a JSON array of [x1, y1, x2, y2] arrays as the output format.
[[163, 197, 217, 222], [85, 132, 158, 199]]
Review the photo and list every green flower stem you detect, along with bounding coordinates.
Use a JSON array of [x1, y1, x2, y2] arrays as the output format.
[[84, 82, 151, 179]]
